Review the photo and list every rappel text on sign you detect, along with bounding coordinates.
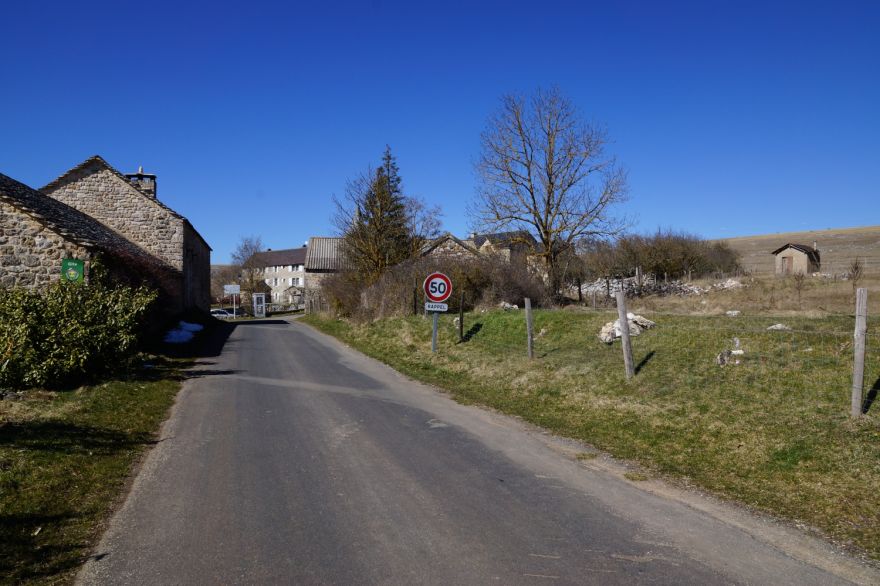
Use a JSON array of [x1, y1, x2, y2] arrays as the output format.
[[425, 302, 448, 312]]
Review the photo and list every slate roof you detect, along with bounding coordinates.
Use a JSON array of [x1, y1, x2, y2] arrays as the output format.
[[0, 172, 176, 273], [420, 232, 480, 256], [305, 237, 344, 271], [250, 247, 308, 267], [771, 243, 820, 262], [41, 155, 211, 251], [471, 230, 538, 249]]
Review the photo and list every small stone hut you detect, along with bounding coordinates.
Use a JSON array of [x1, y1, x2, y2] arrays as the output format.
[[772, 243, 821, 276]]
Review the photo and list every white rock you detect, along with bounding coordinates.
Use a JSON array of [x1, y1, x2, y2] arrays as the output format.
[[767, 323, 792, 331], [597, 313, 655, 344], [726, 310, 741, 317]]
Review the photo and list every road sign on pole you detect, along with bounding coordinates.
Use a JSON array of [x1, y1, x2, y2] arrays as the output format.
[[424, 273, 452, 353]]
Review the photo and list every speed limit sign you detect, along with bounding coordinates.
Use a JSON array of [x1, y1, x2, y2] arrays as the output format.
[[423, 272, 452, 303]]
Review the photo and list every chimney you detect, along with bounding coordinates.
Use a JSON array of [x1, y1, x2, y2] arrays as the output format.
[[124, 165, 157, 198]]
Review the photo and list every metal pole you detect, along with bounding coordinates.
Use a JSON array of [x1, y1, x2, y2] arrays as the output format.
[[431, 312, 439, 353]]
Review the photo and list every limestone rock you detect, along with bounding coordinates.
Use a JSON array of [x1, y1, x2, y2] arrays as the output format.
[[598, 313, 656, 344], [767, 323, 792, 331]]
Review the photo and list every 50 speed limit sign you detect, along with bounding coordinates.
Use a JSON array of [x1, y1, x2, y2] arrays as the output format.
[[423, 272, 452, 303]]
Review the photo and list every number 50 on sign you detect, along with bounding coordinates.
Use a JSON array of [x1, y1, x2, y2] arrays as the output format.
[[423, 272, 452, 304]]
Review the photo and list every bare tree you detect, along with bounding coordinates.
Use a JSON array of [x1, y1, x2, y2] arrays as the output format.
[[472, 87, 629, 297], [849, 257, 864, 295], [792, 271, 806, 307], [231, 235, 270, 301]]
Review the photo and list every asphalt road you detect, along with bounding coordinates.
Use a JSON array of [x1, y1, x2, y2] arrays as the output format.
[[78, 318, 878, 585]]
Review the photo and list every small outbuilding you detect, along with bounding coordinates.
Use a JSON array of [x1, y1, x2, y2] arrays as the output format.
[[771, 242, 820, 276]]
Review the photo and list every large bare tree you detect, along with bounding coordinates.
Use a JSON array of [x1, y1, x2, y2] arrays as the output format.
[[231, 235, 270, 301], [472, 87, 629, 296]]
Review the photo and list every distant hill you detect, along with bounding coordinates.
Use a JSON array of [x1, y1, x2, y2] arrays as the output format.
[[714, 225, 880, 276]]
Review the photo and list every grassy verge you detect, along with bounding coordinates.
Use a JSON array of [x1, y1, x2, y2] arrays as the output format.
[[0, 359, 183, 585], [304, 309, 880, 559]]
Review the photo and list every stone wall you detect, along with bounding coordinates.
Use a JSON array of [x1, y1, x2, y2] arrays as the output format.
[[0, 200, 90, 289], [183, 223, 211, 311], [43, 162, 185, 270]]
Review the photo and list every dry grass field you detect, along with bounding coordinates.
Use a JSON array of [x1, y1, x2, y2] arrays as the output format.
[[633, 274, 880, 316], [715, 225, 880, 277]]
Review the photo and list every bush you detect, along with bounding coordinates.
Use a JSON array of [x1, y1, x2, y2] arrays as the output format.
[[320, 254, 549, 321], [0, 280, 157, 389], [581, 230, 741, 279]]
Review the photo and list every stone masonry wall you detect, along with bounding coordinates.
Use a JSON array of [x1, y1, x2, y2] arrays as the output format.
[[183, 223, 211, 311], [44, 162, 185, 270], [0, 200, 90, 289]]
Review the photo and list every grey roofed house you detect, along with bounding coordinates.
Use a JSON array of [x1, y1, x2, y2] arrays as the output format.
[[419, 232, 480, 257], [0, 171, 179, 297], [250, 246, 307, 268], [471, 230, 538, 251], [305, 237, 344, 272]]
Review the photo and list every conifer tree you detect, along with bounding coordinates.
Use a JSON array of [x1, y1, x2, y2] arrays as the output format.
[[339, 146, 412, 284]]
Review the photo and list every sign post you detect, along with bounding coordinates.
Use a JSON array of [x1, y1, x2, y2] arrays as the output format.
[[423, 272, 452, 353], [224, 284, 240, 319]]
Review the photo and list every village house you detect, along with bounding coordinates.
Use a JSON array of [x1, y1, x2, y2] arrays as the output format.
[[250, 246, 307, 305], [305, 236, 343, 288], [772, 242, 821, 276], [0, 172, 179, 299], [40, 156, 211, 312], [421, 230, 540, 262]]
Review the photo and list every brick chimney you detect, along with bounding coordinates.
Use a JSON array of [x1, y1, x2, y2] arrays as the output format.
[[124, 165, 157, 198]]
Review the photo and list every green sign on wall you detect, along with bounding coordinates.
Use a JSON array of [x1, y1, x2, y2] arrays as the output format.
[[61, 258, 84, 283]]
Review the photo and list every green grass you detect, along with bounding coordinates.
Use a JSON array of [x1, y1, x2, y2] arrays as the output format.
[[304, 309, 880, 559], [0, 359, 183, 585]]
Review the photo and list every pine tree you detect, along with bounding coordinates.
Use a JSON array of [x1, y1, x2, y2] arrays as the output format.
[[342, 146, 412, 283]]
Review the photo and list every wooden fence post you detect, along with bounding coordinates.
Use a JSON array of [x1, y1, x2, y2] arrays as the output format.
[[458, 291, 464, 342], [615, 291, 635, 379], [525, 298, 534, 359], [852, 288, 868, 417]]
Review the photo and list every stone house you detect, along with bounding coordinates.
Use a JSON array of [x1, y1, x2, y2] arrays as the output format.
[[40, 156, 211, 312], [250, 246, 308, 305], [772, 243, 820, 276], [422, 230, 540, 263], [0, 172, 179, 298], [420, 233, 480, 259], [304, 237, 344, 298]]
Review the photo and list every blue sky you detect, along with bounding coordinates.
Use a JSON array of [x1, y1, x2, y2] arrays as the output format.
[[2, 1, 877, 263]]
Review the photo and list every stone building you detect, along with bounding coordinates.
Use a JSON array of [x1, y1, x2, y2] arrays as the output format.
[[772, 243, 821, 276], [40, 156, 211, 311], [420, 233, 480, 259], [421, 230, 540, 262], [304, 236, 344, 297], [0, 172, 179, 297], [250, 246, 307, 305]]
